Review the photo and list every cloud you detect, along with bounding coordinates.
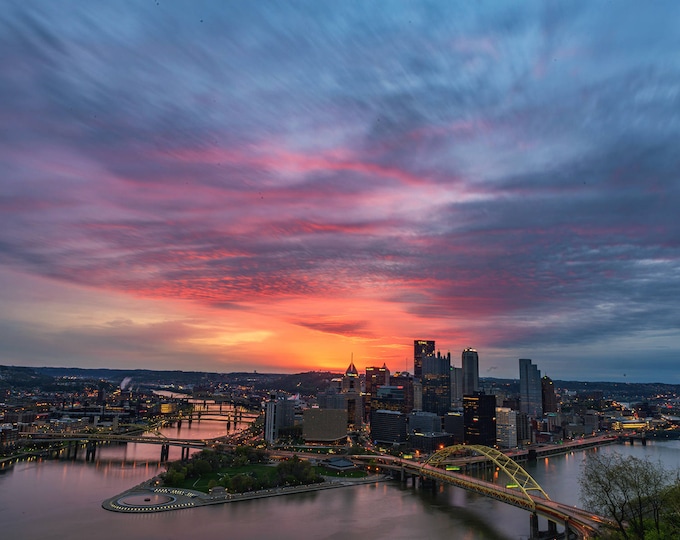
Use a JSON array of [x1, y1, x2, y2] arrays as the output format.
[[1, 2, 679, 379], [293, 319, 374, 339]]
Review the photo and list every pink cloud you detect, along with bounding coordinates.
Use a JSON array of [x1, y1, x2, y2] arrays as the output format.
[[154, 143, 434, 187]]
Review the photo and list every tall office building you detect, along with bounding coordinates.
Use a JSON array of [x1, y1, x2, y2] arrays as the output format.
[[371, 385, 406, 415], [412, 379, 422, 411], [516, 412, 532, 446], [461, 348, 479, 395], [414, 339, 435, 379], [541, 375, 557, 414], [365, 364, 390, 396], [443, 412, 465, 443], [370, 370, 419, 417], [390, 371, 417, 414], [264, 394, 296, 443], [541, 375, 558, 413], [409, 411, 442, 434], [371, 410, 408, 444], [421, 351, 451, 416], [463, 392, 496, 447], [332, 361, 363, 428], [341, 360, 360, 393], [364, 363, 390, 421], [519, 358, 543, 418], [451, 366, 463, 406], [496, 407, 518, 448]]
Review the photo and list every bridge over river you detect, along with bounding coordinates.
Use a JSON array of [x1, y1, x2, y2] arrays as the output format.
[[18, 413, 259, 462], [21, 431, 213, 461], [17, 426, 615, 538], [352, 445, 615, 540]]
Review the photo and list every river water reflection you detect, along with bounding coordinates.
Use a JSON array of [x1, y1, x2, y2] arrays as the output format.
[[2, 418, 680, 540]]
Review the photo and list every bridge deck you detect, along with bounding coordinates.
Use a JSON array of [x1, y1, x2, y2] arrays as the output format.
[[352, 453, 612, 539]]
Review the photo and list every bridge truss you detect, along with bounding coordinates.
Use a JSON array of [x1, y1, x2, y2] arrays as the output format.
[[352, 447, 606, 537], [423, 444, 550, 506]]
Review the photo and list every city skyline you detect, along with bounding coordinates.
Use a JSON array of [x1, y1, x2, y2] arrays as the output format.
[[1, 2, 679, 382]]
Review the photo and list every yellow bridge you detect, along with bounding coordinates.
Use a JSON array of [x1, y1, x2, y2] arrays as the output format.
[[354, 445, 614, 539]]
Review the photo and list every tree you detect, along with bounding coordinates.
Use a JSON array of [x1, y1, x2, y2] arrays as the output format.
[[193, 459, 212, 475], [649, 481, 680, 539], [579, 451, 674, 539], [276, 455, 322, 486], [163, 469, 186, 487], [230, 473, 255, 492]]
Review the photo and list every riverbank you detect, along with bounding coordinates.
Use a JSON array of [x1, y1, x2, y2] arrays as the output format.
[[507, 434, 618, 462], [102, 474, 388, 513], [8, 437, 679, 539], [103, 435, 620, 513]]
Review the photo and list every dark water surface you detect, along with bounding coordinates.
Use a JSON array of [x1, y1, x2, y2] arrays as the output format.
[[3, 415, 679, 540]]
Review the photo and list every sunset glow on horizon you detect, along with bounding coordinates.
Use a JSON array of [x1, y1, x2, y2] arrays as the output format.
[[1, 2, 679, 381]]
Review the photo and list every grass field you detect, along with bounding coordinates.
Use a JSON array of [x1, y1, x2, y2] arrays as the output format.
[[181, 463, 278, 491], [179, 463, 368, 492]]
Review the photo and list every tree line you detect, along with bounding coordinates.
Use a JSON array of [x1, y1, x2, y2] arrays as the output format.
[[580, 452, 680, 539], [162, 447, 322, 492]]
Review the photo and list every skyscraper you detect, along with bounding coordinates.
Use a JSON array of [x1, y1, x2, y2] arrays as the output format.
[[414, 340, 435, 379], [370, 410, 408, 444], [541, 375, 558, 413], [463, 392, 496, 446], [461, 348, 479, 395], [341, 360, 359, 393], [421, 351, 451, 416], [496, 407, 518, 448], [341, 360, 363, 427], [365, 363, 390, 421], [264, 394, 295, 443], [451, 366, 463, 406], [519, 358, 543, 418], [371, 385, 406, 414], [365, 363, 390, 397], [393, 371, 417, 413]]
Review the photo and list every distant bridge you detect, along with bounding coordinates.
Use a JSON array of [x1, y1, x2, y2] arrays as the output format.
[[353, 445, 614, 539], [160, 409, 261, 428], [20, 431, 211, 461], [17, 410, 260, 462], [20, 431, 209, 447]]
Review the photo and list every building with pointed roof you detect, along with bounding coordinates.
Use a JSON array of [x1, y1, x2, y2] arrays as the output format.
[[340, 359, 363, 428], [341, 360, 360, 393]]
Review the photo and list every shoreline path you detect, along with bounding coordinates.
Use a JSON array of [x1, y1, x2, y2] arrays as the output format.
[[103, 434, 618, 513], [102, 475, 388, 513]]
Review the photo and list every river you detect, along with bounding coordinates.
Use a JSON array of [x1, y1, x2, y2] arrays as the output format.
[[2, 410, 680, 540]]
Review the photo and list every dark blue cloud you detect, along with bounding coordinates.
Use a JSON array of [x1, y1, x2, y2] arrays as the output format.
[[1, 1, 679, 379]]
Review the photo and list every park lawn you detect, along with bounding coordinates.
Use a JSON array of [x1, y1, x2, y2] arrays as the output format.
[[180, 463, 279, 492]]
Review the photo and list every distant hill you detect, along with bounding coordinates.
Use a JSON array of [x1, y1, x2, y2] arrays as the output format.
[[251, 371, 340, 395], [34, 366, 225, 386], [2, 365, 678, 402], [0, 365, 54, 392]]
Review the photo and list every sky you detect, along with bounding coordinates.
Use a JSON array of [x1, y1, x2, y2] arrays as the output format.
[[1, 2, 679, 382]]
